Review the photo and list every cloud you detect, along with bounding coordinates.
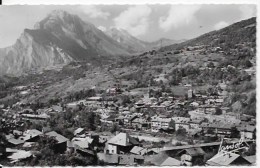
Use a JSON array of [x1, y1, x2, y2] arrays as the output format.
[[239, 5, 256, 20], [214, 21, 229, 30], [159, 5, 201, 32], [79, 6, 110, 19], [97, 26, 107, 32], [113, 5, 152, 37]]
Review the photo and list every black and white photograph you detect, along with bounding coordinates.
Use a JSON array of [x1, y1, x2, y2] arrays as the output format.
[[0, 0, 257, 166]]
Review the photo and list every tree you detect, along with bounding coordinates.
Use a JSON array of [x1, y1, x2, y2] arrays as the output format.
[[230, 127, 240, 138], [215, 107, 222, 115], [176, 127, 187, 136], [208, 62, 215, 68], [244, 59, 253, 68], [121, 95, 131, 106], [245, 143, 256, 156], [169, 120, 175, 130], [0, 132, 8, 145], [193, 157, 204, 166], [110, 124, 120, 133]]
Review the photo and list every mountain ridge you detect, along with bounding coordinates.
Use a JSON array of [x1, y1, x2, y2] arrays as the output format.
[[104, 27, 183, 52], [160, 17, 256, 53], [0, 10, 131, 76]]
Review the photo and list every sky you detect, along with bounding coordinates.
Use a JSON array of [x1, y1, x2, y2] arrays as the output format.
[[0, 4, 256, 48]]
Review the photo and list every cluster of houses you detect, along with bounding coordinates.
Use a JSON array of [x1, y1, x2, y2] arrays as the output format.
[[0, 76, 256, 166], [0, 127, 255, 166], [61, 86, 256, 141]]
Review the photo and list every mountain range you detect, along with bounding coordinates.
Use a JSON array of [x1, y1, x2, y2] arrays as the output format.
[[0, 10, 179, 76], [104, 28, 182, 53]]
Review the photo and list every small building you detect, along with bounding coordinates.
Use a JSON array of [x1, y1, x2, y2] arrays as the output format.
[[22, 129, 43, 142], [97, 153, 119, 165], [130, 146, 147, 156], [5, 134, 25, 147], [118, 154, 144, 165], [178, 147, 205, 166], [172, 117, 190, 131], [244, 155, 256, 165], [105, 132, 139, 154], [188, 89, 193, 99], [206, 152, 251, 166], [238, 125, 255, 139], [151, 116, 172, 132], [145, 153, 180, 166], [20, 113, 50, 122], [201, 122, 233, 137], [45, 131, 69, 153], [131, 117, 150, 130], [160, 157, 182, 166], [71, 137, 94, 150], [74, 128, 85, 136], [189, 119, 203, 130]]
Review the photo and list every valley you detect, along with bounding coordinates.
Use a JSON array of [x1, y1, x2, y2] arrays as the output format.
[[0, 10, 256, 167]]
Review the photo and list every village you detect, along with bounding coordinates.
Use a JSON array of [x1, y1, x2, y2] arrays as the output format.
[[0, 13, 257, 166], [0, 66, 256, 166]]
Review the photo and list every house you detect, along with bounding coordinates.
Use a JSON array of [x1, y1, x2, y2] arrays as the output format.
[[131, 117, 150, 130], [118, 154, 144, 165], [146, 148, 160, 155], [189, 119, 203, 130], [50, 105, 63, 113], [178, 147, 205, 166], [129, 115, 139, 124], [106, 88, 118, 95], [75, 147, 95, 158], [238, 125, 255, 139], [135, 100, 145, 109], [71, 137, 94, 150], [97, 153, 119, 165], [151, 115, 172, 132], [187, 89, 193, 98], [7, 149, 33, 163], [130, 146, 147, 156], [160, 157, 182, 166], [45, 131, 69, 153], [190, 102, 199, 107], [201, 122, 234, 137], [172, 117, 190, 131], [84, 96, 103, 108], [144, 153, 180, 166], [86, 96, 102, 101], [99, 153, 144, 165], [22, 142, 36, 148], [105, 132, 139, 154], [244, 155, 256, 165], [206, 152, 251, 166], [149, 105, 167, 112], [5, 134, 25, 147], [74, 128, 85, 136], [20, 113, 50, 122], [22, 129, 43, 142]]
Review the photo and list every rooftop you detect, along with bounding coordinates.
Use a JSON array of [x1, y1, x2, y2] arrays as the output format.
[[107, 132, 139, 146], [45, 131, 68, 143], [206, 152, 251, 166], [160, 157, 181, 166]]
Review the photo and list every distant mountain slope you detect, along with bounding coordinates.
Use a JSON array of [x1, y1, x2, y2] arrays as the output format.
[[149, 38, 186, 49], [0, 10, 131, 76], [105, 28, 148, 53], [161, 17, 256, 53], [104, 28, 181, 53]]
